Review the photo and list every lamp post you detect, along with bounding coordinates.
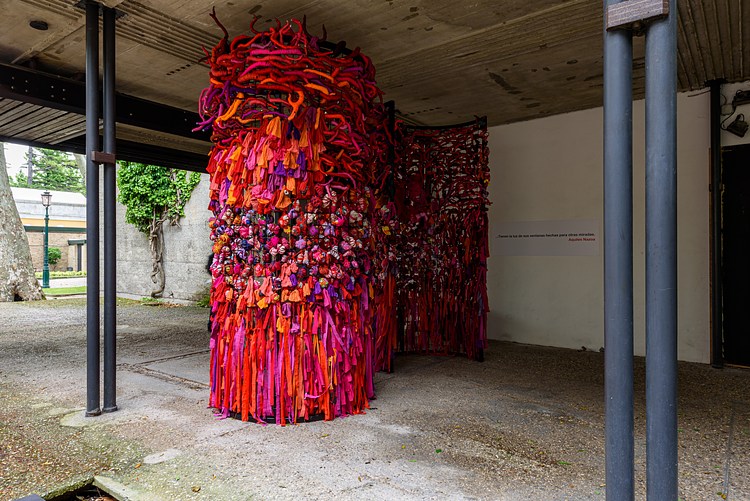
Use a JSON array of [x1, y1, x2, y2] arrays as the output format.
[[41, 190, 51, 289]]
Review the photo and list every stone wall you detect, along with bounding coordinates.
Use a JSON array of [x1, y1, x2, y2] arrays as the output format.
[[111, 172, 212, 302]]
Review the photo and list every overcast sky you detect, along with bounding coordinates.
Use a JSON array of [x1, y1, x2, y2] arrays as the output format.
[[3, 142, 29, 177]]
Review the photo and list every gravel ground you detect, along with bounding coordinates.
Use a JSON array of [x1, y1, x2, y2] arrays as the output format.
[[0, 298, 748, 500]]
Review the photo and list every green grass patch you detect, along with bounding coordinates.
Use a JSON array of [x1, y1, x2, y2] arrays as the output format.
[[193, 284, 211, 307], [117, 297, 143, 306], [43, 286, 87, 296], [196, 293, 210, 307]]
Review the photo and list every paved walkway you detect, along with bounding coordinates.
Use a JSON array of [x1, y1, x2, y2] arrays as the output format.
[[46, 277, 87, 288], [0, 299, 748, 500]]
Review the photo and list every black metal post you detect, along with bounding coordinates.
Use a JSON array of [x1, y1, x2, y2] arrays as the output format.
[[645, 1, 678, 498], [603, 1, 634, 499], [102, 6, 117, 413], [85, 0, 101, 417], [42, 204, 50, 289], [709, 80, 724, 368]]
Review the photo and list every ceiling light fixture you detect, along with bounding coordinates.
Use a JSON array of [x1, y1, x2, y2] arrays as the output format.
[[29, 20, 49, 31]]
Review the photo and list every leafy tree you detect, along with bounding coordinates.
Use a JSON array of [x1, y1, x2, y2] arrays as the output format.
[[0, 142, 44, 301], [10, 148, 85, 194], [117, 162, 201, 297], [48, 247, 62, 266]]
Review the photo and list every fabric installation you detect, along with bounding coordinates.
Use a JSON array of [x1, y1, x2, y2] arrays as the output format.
[[200, 15, 489, 424], [374, 121, 490, 373]]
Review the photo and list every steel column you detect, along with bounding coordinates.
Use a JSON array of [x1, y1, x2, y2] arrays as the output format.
[[102, 6, 117, 413], [645, 1, 678, 498], [85, 0, 101, 417], [603, 0, 634, 498], [709, 81, 724, 368]]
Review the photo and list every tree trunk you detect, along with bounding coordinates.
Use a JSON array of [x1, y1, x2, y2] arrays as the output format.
[[73, 153, 86, 187], [148, 214, 166, 298], [0, 143, 44, 301]]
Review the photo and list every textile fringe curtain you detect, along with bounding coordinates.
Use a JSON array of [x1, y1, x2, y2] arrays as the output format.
[[200, 16, 388, 424], [374, 120, 490, 372]]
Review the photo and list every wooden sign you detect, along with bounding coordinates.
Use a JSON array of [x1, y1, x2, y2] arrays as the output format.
[[606, 0, 669, 31]]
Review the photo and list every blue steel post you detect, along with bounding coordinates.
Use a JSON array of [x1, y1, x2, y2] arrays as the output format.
[[603, 0, 634, 499], [85, 0, 101, 417], [645, 1, 678, 498], [102, 6, 117, 413]]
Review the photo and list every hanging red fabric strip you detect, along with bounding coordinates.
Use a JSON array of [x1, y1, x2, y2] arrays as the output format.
[[203, 17, 388, 423]]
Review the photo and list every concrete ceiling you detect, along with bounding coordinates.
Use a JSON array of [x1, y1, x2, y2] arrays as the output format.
[[0, 0, 748, 130]]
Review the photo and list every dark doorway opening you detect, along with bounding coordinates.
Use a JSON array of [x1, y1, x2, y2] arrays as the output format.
[[721, 143, 750, 366], [67, 239, 86, 273]]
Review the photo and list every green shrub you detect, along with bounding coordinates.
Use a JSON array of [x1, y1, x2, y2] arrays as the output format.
[[47, 247, 62, 265]]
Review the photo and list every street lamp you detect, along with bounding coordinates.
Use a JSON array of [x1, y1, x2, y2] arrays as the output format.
[[41, 190, 52, 288]]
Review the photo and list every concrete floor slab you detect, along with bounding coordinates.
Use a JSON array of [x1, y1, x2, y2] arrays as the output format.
[[0, 298, 748, 500], [138, 352, 211, 387]]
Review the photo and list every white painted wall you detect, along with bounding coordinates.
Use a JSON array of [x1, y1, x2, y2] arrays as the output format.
[[486, 91, 712, 363]]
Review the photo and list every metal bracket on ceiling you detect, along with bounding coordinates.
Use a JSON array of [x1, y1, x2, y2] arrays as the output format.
[[73, 0, 126, 20], [606, 0, 668, 34], [91, 151, 116, 164]]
